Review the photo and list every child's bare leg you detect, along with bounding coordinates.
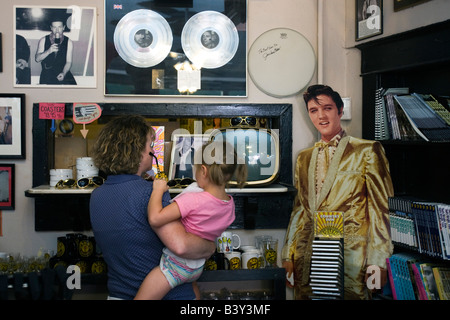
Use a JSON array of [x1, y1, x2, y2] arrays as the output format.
[[135, 267, 171, 300], [192, 281, 201, 300]]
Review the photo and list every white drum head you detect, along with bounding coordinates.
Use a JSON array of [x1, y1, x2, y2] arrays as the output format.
[[248, 28, 316, 98]]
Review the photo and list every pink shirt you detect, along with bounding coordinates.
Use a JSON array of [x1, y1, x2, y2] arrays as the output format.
[[174, 191, 235, 241]]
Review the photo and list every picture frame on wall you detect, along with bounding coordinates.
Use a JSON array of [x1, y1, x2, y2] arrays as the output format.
[[104, 0, 247, 97], [0, 94, 25, 159], [0, 164, 15, 210], [14, 6, 97, 88], [0, 33, 3, 72], [356, 0, 383, 41], [394, 0, 431, 12]]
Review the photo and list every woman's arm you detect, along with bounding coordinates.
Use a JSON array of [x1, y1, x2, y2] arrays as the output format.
[[154, 221, 215, 260]]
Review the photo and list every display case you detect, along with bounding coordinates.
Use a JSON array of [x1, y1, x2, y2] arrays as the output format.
[[26, 103, 296, 231]]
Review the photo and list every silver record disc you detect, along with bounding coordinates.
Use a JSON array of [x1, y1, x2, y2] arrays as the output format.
[[114, 9, 173, 68], [181, 11, 239, 69], [248, 28, 316, 98]]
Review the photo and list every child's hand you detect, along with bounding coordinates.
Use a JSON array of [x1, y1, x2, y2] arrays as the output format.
[[152, 178, 169, 192]]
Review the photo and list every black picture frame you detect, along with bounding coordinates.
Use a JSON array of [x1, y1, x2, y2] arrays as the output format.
[[104, 0, 247, 97], [168, 133, 209, 181], [0, 33, 3, 72], [0, 94, 26, 159], [356, 0, 383, 41], [0, 164, 15, 210], [394, 0, 431, 12]]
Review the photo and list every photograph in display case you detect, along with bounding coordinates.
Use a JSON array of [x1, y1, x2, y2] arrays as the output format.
[[168, 134, 209, 181]]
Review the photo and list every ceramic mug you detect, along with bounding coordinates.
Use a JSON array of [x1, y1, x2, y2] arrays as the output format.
[[217, 231, 241, 253], [224, 251, 241, 270], [242, 249, 260, 269]]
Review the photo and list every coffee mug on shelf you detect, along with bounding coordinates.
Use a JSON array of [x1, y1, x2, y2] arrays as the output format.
[[224, 251, 241, 270], [217, 231, 241, 253], [242, 249, 260, 269]]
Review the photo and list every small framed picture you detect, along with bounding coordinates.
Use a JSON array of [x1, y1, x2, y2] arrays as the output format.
[[168, 134, 209, 181], [356, 0, 383, 41], [0, 33, 3, 72], [0, 164, 15, 210], [0, 94, 25, 159], [394, 0, 431, 12]]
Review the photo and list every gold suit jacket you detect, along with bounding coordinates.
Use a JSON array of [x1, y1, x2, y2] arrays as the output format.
[[282, 136, 394, 299]]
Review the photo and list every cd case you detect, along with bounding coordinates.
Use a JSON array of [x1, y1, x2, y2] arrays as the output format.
[[105, 0, 247, 96], [309, 238, 345, 300]]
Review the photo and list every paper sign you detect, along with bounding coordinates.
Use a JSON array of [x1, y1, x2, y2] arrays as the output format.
[[39, 103, 65, 120], [73, 103, 102, 124], [152, 126, 165, 174]]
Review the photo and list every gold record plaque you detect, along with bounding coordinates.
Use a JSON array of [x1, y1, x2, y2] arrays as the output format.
[[182, 11, 239, 69], [113, 9, 173, 68], [248, 28, 316, 98], [105, 0, 247, 96]]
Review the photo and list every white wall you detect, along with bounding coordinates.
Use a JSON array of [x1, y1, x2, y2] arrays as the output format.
[[0, 0, 449, 299]]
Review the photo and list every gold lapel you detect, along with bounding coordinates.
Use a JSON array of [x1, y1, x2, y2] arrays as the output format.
[[311, 136, 350, 210], [308, 147, 318, 212]]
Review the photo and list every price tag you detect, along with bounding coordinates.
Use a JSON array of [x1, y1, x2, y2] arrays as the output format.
[[38, 103, 65, 120]]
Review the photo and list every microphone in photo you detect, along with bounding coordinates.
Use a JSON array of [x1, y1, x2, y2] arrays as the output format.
[[54, 34, 61, 56], [55, 33, 61, 45]]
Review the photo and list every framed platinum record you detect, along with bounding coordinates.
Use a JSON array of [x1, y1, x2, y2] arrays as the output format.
[[105, 0, 247, 97]]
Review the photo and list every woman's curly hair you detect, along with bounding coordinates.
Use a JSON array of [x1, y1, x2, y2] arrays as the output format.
[[91, 115, 155, 175]]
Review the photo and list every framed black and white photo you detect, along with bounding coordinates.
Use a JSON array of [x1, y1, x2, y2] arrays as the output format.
[[14, 6, 96, 88], [0, 164, 15, 210], [356, 0, 383, 41], [0, 94, 25, 159], [168, 134, 209, 180]]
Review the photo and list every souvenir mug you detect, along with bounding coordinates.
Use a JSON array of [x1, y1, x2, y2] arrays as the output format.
[[204, 251, 225, 271], [217, 231, 241, 253], [242, 249, 260, 269], [224, 251, 241, 270]]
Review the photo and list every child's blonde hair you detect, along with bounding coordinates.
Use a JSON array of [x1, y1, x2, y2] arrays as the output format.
[[195, 140, 247, 188]]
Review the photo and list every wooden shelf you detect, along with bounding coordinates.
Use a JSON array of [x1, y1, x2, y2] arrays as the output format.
[[25, 183, 292, 196]]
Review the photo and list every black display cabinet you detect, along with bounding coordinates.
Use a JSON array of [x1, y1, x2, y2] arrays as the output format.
[[26, 103, 296, 231]]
